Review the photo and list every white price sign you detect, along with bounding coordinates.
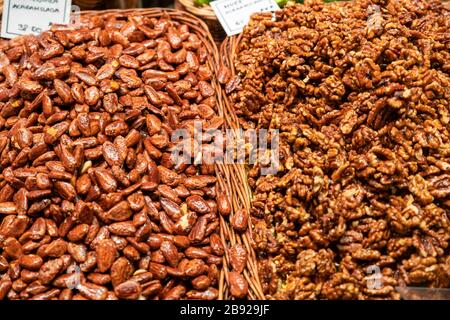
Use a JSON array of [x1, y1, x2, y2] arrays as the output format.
[[211, 0, 280, 36], [1, 0, 72, 39]]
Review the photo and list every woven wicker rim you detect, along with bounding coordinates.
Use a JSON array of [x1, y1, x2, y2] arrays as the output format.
[[175, 0, 218, 20], [77, 8, 261, 300], [218, 35, 266, 300]]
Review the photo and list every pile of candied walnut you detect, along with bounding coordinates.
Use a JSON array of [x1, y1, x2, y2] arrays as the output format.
[[228, 0, 450, 299]]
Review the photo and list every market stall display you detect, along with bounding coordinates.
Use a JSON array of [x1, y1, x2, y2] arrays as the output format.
[[221, 0, 450, 300], [0, 0, 449, 302]]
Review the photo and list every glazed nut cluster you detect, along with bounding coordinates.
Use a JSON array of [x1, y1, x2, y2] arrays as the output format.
[[0, 14, 229, 300], [228, 0, 450, 299]]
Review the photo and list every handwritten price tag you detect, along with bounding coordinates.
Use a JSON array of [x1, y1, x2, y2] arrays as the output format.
[[1, 0, 72, 39], [210, 0, 280, 36]]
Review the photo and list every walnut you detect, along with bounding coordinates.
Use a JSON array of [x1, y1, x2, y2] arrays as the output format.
[[228, 0, 450, 300]]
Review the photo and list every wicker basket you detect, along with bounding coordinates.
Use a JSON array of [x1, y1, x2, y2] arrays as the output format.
[[82, 8, 263, 300], [0, 7, 262, 300], [80, 8, 262, 300], [174, 0, 226, 46], [217, 35, 266, 300], [221, 36, 266, 300]]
